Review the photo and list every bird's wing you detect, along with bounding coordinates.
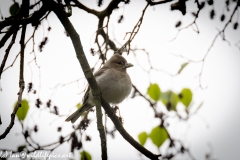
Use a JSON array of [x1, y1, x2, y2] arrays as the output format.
[[82, 66, 108, 105], [94, 65, 108, 77]]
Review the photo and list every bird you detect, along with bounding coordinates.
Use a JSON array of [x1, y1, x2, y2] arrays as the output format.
[[65, 54, 133, 123]]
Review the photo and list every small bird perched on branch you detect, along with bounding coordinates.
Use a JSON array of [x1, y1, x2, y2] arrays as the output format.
[[66, 54, 133, 123]]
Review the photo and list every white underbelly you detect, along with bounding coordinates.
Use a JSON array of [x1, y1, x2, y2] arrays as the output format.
[[96, 69, 132, 104]]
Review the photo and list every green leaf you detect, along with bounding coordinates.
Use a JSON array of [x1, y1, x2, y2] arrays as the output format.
[[179, 88, 192, 108], [80, 151, 92, 160], [76, 103, 82, 109], [147, 83, 161, 101], [138, 132, 148, 146], [17, 145, 26, 152], [161, 91, 179, 111], [14, 99, 29, 121], [76, 103, 88, 117], [149, 126, 168, 148], [9, 2, 20, 16], [178, 62, 189, 74]]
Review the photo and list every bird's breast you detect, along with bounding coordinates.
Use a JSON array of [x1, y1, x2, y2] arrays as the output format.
[[96, 69, 132, 104]]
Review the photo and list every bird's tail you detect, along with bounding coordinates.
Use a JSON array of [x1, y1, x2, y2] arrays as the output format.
[[65, 104, 92, 123]]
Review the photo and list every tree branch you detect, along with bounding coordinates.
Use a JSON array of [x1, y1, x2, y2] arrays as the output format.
[[0, 27, 18, 78], [0, 25, 19, 49], [99, 28, 118, 51], [170, 0, 202, 41], [100, 0, 122, 18], [146, 0, 174, 6], [0, 0, 29, 140], [72, 0, 120, 51], [96, 104, 108, 160], [71, 0, 99, 16], [19, 25, 26, 86], [198, 1, 239, 88], [101, 99, 159, 160], [0, 24, 26, 140], [126, 3, 149, 54], [0, 0, 30, 48], [72, 0, 122, 18], [129, 3, 149, 42], [0, 5, 48, 31]]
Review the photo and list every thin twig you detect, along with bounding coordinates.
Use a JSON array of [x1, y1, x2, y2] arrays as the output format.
[[2, 53, 20, 72], [128, 3, 149, 44], [0, 25, 19, 48], [146, 0, 174, 6], [170, 0, 202, 42], [198, 1, 239, 88], [0, 27, 18, 78]]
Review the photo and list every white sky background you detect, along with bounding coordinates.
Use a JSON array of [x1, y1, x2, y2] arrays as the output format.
[[1, 0, 240, 160]]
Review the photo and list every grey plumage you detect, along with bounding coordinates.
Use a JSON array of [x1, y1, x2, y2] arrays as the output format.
[[65, 54, 133, 123]]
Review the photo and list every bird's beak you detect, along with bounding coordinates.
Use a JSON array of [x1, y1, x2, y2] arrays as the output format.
[[123, 63, 133, 68]]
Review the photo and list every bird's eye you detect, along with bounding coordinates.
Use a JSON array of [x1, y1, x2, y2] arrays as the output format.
[[117, 61, 122, 65]]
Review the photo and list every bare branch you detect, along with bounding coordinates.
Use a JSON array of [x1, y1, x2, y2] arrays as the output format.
[[198, 1, 239, 88], [132, 84, 155, 107], [0, 5, 48, 31], [64, 0, 72, 17], [0, 0, 30, 48], [170, 1, 202, 42], [96, 105, 108, 160], [0, 24, 26, 140], [2, 52, 20, 73], [0, 27, 18, 78], [71, 0, 99, 16], [101, 99, 160, 160], [97, 0, 123, 18], [146, 0, 174, 6], [0, 25, 19, 48], [0, 0, 30, 139], [128, 3, 149, 44]]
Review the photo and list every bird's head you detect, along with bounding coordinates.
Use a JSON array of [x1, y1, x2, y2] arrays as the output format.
[[105, 54, 133, 72]]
